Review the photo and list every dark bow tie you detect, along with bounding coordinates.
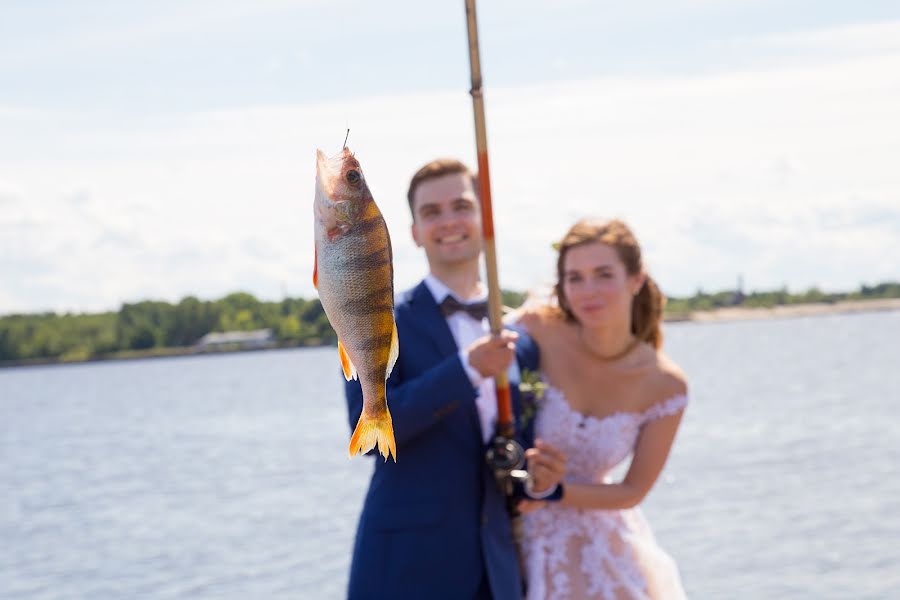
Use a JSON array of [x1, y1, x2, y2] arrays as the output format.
[[439, 295, 489, 321]]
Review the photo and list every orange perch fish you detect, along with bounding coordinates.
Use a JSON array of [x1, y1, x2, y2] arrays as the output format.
[[313, 147, 398, 462]]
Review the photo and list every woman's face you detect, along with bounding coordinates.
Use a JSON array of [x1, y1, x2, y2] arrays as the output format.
[[561, 242, 643, 328]]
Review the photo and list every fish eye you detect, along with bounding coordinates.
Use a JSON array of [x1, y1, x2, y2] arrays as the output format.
[[346, 169, 361, 185]]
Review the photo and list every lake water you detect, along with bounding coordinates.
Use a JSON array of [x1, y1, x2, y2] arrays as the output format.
[[2, 311, 899, 599]]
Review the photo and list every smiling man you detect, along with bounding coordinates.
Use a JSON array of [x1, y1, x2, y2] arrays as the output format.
[[409, 162, 484, 287], [344, 158, 565, 600]]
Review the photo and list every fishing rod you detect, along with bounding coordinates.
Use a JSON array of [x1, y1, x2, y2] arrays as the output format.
[[463, 0, 528, 496]]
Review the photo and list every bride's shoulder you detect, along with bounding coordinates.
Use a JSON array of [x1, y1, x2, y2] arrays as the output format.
[[641, 350, 688, 409], [506, 304, 566, 336]]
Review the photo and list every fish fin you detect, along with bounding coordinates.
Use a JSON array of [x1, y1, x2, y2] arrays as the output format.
[[349, 407, 396, 462], [313, 245, 318, 289], [338, 340, 358, 381], [385, 322, 399, 379]]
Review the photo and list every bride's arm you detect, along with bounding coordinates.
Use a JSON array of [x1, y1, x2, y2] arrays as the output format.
[[560, 411, 685, 510]]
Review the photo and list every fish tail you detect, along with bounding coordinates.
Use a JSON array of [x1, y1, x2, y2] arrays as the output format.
[[348, 405, 396, 462]]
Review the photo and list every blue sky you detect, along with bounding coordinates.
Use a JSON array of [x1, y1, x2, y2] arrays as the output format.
[[2, 1, 899, 313]]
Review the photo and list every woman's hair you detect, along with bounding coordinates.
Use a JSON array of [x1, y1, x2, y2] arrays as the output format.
[[554, 218, 665, 349]]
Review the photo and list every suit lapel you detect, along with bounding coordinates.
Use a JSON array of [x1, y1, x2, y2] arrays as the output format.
[[410, 281, 459, 358], [410, 280, 485, 445]]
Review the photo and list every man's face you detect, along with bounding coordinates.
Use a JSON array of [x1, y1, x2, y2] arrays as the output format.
[[410, 172, 483, 271]]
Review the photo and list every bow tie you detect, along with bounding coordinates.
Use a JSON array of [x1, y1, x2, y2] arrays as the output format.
[[439, 295, 489, 321]]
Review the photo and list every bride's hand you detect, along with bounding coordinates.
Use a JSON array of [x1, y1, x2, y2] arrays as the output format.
[[526, 439, 567, 493]]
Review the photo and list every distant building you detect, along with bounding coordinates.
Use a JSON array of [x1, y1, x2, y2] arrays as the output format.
[[731, 274, 745, 306], [195, 329, 276, 352]]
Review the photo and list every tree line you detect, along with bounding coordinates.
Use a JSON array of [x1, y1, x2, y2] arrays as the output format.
[[664, 281, 900, 314], [1, 283, 897, 365], [0, 292, 335, 364]]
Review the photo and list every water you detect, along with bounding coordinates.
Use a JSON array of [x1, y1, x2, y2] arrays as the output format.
[[2, 311, 899, 599]]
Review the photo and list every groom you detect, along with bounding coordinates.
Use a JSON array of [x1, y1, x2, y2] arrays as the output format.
[[344, 158, 564, 599]]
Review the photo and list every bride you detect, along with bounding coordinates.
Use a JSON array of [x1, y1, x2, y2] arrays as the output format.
[[516, 218, 689, 599]]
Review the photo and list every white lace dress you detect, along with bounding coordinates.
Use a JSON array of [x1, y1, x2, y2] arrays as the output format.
[[521, 384, 688, 600]]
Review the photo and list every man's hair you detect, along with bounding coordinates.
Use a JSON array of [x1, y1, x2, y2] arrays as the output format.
[[406, 158, 475, 218]]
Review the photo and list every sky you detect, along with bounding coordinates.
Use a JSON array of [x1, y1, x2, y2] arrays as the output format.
[[2, 0, 899, 314]]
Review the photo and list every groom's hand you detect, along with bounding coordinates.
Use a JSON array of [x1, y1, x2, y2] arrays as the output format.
[[466, 330, 519, 378]]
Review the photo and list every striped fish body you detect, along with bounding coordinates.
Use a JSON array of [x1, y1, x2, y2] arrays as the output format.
[[313, 147, 398, 461]]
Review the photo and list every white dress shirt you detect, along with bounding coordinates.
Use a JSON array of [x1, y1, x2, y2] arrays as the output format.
[[423, 274, 497, 443]]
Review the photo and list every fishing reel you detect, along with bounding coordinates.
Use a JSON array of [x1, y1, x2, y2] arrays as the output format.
[[485, 435, 530, 512], [486, 434, 565, 514]]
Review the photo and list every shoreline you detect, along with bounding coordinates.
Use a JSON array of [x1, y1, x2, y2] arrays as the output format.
[[0, 342, 327, 370], [665, 297, 900, 323], [3, 298, 899, 369]]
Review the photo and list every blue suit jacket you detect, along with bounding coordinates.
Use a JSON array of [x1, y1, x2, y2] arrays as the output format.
[[345, 281, 539, 600]]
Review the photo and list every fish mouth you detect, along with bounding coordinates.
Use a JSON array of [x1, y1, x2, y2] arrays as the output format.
[[316, 148, 346, 200]]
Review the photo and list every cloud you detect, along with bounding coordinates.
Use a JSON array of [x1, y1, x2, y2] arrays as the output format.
[[91, 230, 145, 252], [2, 20, 900, 313], [0, 192, 17, 208], [0, 0, 315, 69], [751, 20, 900, 55]]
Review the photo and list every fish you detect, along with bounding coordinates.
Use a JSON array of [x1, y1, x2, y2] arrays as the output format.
[[313, 147, 398, 462]]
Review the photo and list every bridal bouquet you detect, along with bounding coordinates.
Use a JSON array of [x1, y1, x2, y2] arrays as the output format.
[[517, 369, 547, 430]]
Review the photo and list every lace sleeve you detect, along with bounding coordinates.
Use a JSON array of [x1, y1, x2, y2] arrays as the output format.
[[643, 394, 688, 423]]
